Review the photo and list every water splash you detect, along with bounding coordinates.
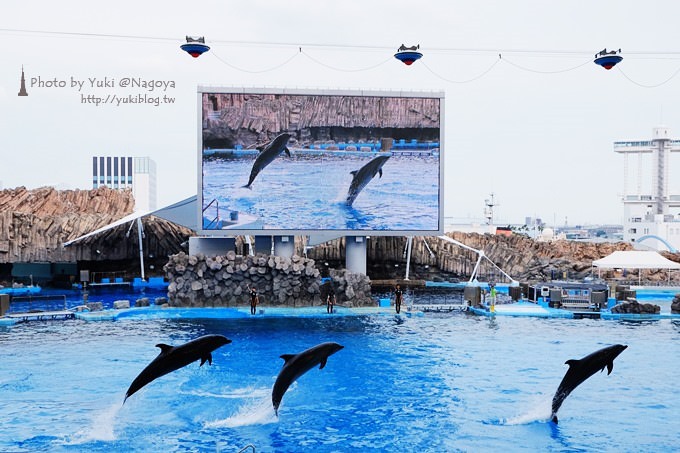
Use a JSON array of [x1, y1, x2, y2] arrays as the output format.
[[63, 402, 120, 444], [498, 395, 552, 425], [182, 386, 270, 400], [204, 396, 278, 428]]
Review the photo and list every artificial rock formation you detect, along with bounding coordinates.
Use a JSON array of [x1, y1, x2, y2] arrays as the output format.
[[164, 251, 373, 308], [306, 233, 680, 284], [0, 186, 134, 262], [325, 268, 372, 307], [202, 93, 440, 149], [610, 299, 661, 314], [0, 186, 192, 263]]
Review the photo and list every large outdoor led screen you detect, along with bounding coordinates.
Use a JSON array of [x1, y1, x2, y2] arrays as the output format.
[[198, 87, 444, 236]]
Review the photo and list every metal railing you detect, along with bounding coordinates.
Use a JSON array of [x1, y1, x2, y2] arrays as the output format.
[[202, 198, 220, 229]]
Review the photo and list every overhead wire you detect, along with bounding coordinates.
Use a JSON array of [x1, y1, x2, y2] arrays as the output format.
[[616, 65, 680, 88], [4, 27, 680, 56], [500, 55, 594, 74], [3, 27, 680, 87], [210, 49, 301, 74], [420, 58, 501, 84], [0, 27, 174, 42], [299, 49, 393, 73]]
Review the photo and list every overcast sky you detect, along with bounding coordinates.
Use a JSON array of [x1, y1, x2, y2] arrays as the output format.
[[2, 1, 680, 227]]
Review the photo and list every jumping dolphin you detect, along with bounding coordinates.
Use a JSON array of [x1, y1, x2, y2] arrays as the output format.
[[272, 342, 344, 415], [550, 344, 627, 423], [124, 334, 232, 403], [345, 154, 390, 206], [242, 133, 292, 189]]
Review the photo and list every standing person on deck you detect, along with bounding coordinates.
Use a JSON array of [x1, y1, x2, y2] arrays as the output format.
[[394, 284, 403, 314], [326, 291, 336, 314], [248, 285, 259, 315]]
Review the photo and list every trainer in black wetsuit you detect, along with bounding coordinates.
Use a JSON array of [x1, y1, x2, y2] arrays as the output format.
[[394, 284, 403, 314], [249, 286, 258, 315], [327, 292, 335, 314]]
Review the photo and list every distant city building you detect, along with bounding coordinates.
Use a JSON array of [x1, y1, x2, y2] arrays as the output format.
[[92, 156, 157, 212], [615, 126, 680, 252], [524, 217, 544, 229]]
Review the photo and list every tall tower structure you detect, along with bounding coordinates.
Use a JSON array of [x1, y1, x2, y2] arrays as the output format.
[[18, 66, 28, 96], [484, 193, 497, 225], [614, 126, 680, 251]]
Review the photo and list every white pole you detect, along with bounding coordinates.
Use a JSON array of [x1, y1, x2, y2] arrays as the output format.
[[404, 236, 413, 280], [470, 253, 484, 283], [137, 217, 145, 281]]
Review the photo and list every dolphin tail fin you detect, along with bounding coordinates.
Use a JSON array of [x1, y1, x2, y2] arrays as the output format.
[[319, 357, 328, 370], [200, 353, 213, 367], [241, 183, 253, 190], [551, 414, 558, 424]]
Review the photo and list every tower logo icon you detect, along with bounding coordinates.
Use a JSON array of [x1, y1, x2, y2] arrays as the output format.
[[18, 66, 28, 96]]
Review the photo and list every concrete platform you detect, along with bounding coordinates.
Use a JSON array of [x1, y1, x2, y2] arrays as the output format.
[[469, 301, 574, 318], [75, 305, 421, 322], [4, 310, 75, 322]]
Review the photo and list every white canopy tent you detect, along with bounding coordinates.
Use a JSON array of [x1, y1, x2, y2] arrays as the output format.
[[63, 195, 197, 280], [592, 250, 680, 284], [62, 195, 197, 247]]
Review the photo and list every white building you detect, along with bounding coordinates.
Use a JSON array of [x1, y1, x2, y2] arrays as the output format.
[[92, 156, 157, 212], [615, 126, 680, 252]]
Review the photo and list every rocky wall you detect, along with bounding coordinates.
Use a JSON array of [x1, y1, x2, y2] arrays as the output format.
[[202, 93, 440, 147], [0, 186, 192, 264], [305, 233, 680, 284], [164, 251, 373, 307]]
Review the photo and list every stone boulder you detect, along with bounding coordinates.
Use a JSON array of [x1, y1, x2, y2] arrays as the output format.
[[135, 297, 150, 307], [113, 300, 131, 310], [610, 299, 660, 314], [86, 302, 103, 311], [671, 294, 680, 313], [155, 297, 168, 306]]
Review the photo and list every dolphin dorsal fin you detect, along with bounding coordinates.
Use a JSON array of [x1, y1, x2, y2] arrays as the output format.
[[256, 145, 265, 153], [319, 357, 328, 370], [378, 168, 383, 178], [280, 354, 296, 364], [156, 344, 173, 354], [200, 353, 213, 367], [565, 359, 579, 367], [350, 170, 358, 176]]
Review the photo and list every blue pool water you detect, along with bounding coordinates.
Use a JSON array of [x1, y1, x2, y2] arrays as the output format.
[[5, 287, 169, 313], [1, 290, 679, 452], [202, 153, 439, 231]]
